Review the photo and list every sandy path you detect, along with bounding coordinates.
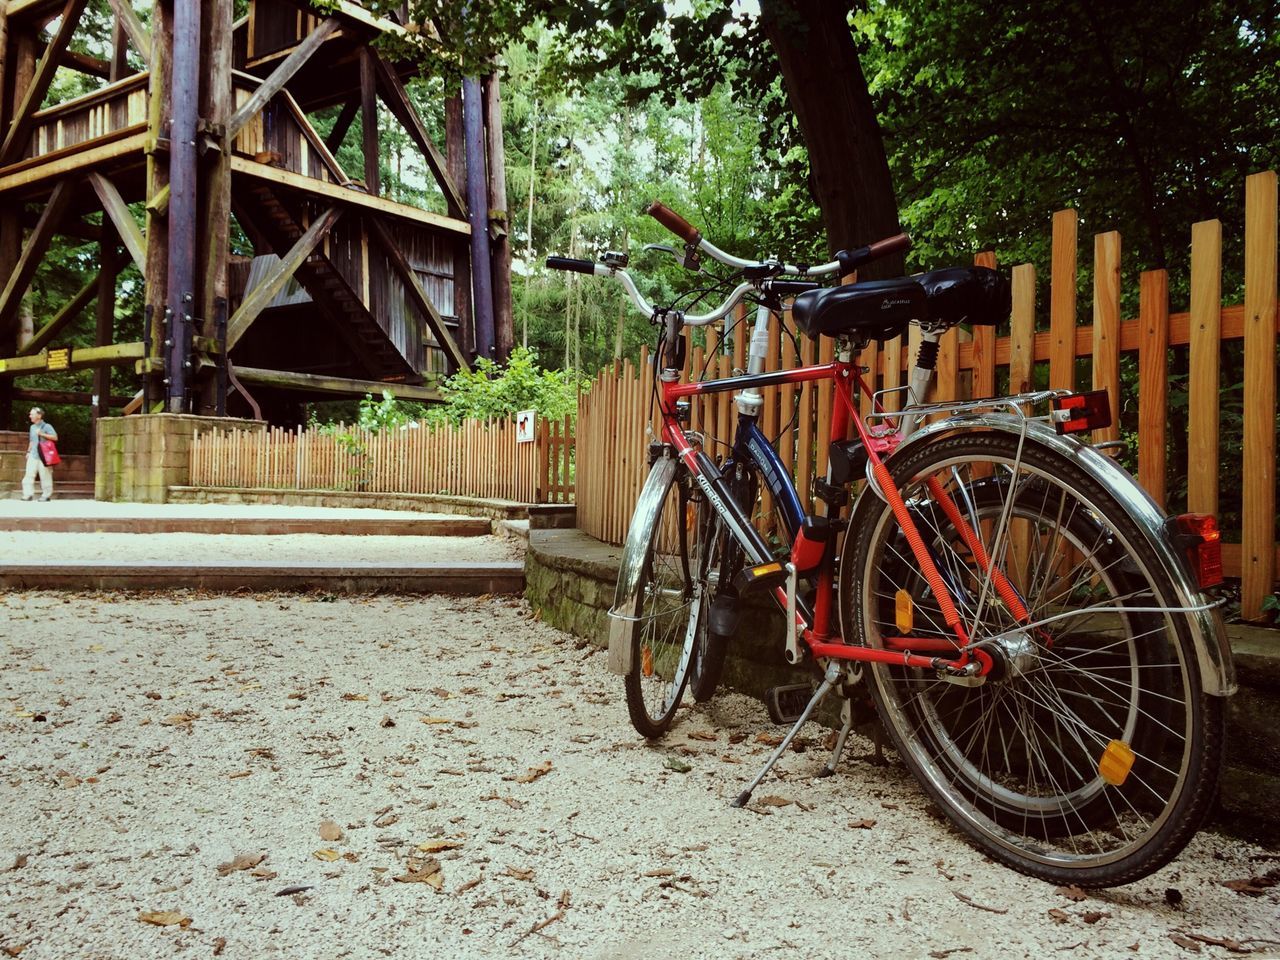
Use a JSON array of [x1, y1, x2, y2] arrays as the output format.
[[0, 592, 1276, 960]]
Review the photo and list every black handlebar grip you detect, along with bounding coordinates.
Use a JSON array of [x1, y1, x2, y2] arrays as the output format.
[[836, 232, 913, 275], [545, 256, 597, 275]]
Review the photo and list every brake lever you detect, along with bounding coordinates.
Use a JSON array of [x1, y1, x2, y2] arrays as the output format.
[[643, 242, 702, 272]]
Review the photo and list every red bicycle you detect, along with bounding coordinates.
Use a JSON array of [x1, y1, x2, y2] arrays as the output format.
[[548, 202, 1234, 887]]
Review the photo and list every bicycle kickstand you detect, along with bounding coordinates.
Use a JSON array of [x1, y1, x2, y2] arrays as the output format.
[[733, 661, 840, 808], [817, 696, 854, 779]]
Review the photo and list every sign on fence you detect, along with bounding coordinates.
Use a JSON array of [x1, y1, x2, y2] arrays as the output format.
[[516, 410, 536, 443]]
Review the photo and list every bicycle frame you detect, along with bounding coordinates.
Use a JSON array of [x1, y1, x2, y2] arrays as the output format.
[[653, 349, 997, 676]]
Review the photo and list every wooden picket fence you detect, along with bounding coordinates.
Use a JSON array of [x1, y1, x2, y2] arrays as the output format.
[[189, 415, 574, 504], [576, 170, 1279, 619]]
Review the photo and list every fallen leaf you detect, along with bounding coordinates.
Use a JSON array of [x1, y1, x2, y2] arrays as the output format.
[[138, 911, 191, 927], [319, 821, 343, 842], [455, 875, 483, 894], [848, 818, 877, 829], [1054, 884, 1088, 902], [394, 856, 443, 890], [2, 944, 28, 957], [728, 731, 747, 744], [1181, 933, 1251, 954], [249, 868, 277, 881], [420, 716, 453, 725], [161, 713, 197, 726], [755, 733, 784, 746], [313, 849, 340, 862], [1082, 911, 1110, 924], [664, 757, 692, 774], [10, 855, 28, 872], [643, 868, 675, 877], [380, 716, 396, 728], [227, 770, 251, 780], [1047, 908, 1070, 924], [503, 866, 534, 881], [417, 840, 463, 853], [513, 761, 553, 783], [1222, 871, 1280, 896], [213, 937, 226, 956], [373, 813, 399, 828], [758, 795, 792, 808], [687, 731, 717, 742], [341, 693, 368, 702], [216, 853, 265, 876], [144, 691, 162, 700], [275, 885, 313, 897]]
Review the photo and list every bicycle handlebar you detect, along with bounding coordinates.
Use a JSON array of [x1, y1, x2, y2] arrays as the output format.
[[645, 201, 701, 245], [545, 256, 599, 275]]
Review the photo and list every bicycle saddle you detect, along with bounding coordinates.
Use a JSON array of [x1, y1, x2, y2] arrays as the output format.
[[791, 277, 926, 341], [917, 266, 1011, 328]]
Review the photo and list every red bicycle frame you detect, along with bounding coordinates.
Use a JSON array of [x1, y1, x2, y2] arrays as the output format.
[[650, 350, 1029, 678]]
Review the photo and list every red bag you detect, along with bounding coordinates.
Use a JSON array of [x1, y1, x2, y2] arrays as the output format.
[[38, 437, 60, 466]]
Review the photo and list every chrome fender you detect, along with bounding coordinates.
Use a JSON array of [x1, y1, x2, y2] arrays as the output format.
[[868, 414, 1236, 697], [607, 454, 679, 676]]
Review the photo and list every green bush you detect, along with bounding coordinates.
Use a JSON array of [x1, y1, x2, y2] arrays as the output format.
[[429, 346, 584, 426]]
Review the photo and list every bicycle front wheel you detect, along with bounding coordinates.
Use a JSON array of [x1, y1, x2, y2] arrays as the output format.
[[842, 431, 1224, 887], [624, 467, 712, 738]]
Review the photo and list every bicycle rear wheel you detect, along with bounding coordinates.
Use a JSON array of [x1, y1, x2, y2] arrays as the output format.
[[623, 467, 711, 738], [842, 431, 1224, 886]]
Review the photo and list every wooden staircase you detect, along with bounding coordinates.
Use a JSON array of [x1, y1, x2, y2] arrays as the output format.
[[243, 184, 418, 380]]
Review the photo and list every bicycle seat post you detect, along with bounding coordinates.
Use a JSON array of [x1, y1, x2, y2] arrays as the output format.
[[734, 302, 773, 418]]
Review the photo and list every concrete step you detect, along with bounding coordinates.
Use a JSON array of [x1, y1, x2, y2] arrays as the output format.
[[0, 513, 492, 536], [5, 482, 96, 500], [0, 561, 524, 595]]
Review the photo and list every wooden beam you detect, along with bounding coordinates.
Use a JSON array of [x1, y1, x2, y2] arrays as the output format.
[[0, 127, 146, 195], [230, 156, 470, 235], [104, 0, 150, 65], [18, 271, 97, 354], [325, 97, 359, 154], [62, 48, 110, 78], [0, 0, 90, 166], [225, 206, 342, 349], [0, 179, 71, 331], [367, 215, 467, 372], [233, 364, 442, 401], [359, 48, 379, 195], [226, 17, 340, 141], [88, 171, 145, 271], [15, 385, 134, 406], [280, 89, 348, 183], [372, 52, 466, 217], [0, 339, 144, 377], [303, 0, 417, 40]]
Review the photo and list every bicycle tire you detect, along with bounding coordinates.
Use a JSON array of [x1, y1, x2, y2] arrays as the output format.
[[623, 467, 708, 738], [841, 431, 1224, 887]]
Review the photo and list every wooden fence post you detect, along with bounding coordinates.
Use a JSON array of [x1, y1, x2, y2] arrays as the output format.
[[1050, 209, 1078, 391], [1242, 170, 1277, 619], [1188, 219, 1222, 518], [1092, 231, 1121, 443], [1138, 269, 1169, 506]]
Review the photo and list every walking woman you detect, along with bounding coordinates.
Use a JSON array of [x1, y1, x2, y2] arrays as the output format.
[[22, 407, 57, 501]]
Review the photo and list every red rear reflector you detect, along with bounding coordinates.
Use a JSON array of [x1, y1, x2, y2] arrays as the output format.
[[1052, 390, 1112, 435], [1175, 514, 1223, 588]]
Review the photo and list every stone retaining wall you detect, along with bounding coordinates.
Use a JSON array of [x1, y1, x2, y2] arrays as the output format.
[[96, 415, 263, 503], [527, 527, 1280, 838]]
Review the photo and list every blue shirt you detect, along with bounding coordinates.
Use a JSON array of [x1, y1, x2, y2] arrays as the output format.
[[28, 422, 54, 457]]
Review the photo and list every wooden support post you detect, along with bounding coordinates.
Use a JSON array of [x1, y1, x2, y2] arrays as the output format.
[[1137, 270, 1168, 506], [225, 207, 342, 349], [0, 0, 89, 166], [484, 72, 514, 362], [359, 48, 380, 196], [197, 0, 233, 415], [142, 0, 173, 409], [226, 18, 339, 140], [1241, 171, 1277, 620], [20, 272, 98, 356], [1091, 230, 1121, 443], [92, 228, 119, 450], [367, 216, 468, 371], [1187, 220, 1221, 517], [1049, 209, 1078, 391], [0, 180, 72, 332], [88, 172, 146, 271], [445, 93, 473, 361]]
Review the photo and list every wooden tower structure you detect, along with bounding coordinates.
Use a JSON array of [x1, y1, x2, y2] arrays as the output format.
[[0, 0, 514, 431]]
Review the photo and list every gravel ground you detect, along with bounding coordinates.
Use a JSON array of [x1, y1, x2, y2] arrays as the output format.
[[1, 592, 1277, 960], [0, 502, 464, 522], [0, 533, 520, 566]]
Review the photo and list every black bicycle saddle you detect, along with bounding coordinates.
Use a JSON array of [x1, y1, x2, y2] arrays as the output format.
[[791, 277, 925, 341]]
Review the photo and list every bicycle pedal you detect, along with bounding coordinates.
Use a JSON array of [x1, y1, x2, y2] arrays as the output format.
[[765, 683, 813, 725], [732, 560, 788, 596]]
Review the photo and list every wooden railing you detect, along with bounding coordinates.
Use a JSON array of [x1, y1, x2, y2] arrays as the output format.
[[189, 416, 574, 504], [576, 171, 1279, 619], [22, 72, 148, 163]]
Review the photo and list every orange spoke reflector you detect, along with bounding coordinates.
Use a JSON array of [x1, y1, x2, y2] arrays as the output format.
[[895, 589, 914, 634], [686, 502, 697, 531], [641, 645, 654, 678], [1099, 739, 1135, 786]]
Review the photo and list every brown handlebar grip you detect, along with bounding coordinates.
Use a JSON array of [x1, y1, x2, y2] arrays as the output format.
[[646, 201, 702, 245], [867, 232, 912, 258]]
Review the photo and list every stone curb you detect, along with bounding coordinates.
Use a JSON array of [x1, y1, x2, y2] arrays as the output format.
[[0, 516, 492, 537]]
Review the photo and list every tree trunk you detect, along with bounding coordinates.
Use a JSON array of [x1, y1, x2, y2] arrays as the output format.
[[759, 0, 903, 279]]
